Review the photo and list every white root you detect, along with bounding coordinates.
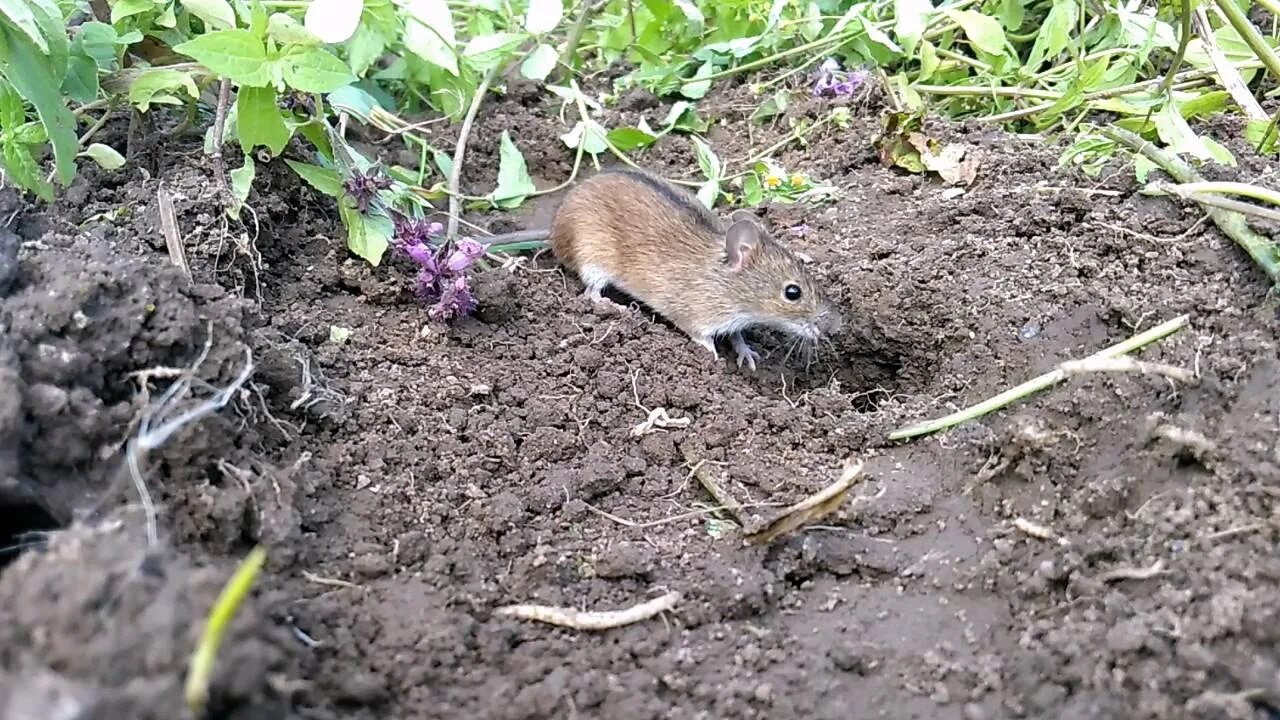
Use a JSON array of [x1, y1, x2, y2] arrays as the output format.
[[496, 591, 681, 631]]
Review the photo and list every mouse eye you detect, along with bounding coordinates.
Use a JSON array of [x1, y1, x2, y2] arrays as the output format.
[[784, 284, 802, 302]]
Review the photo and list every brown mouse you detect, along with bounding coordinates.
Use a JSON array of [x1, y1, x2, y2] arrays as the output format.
[[481, 168, 843, 370]]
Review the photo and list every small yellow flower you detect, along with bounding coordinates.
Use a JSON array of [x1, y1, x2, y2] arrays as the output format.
[[789, 173, 806, 188], [764, 174, 783, 189]]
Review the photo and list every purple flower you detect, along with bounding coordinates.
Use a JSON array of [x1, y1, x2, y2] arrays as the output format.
[[395, 216, 444, 246], [444, 238, 485, 272], [428, 275, 476, 321], [812, 60, 867, 99], [343, 166, 393, 213]]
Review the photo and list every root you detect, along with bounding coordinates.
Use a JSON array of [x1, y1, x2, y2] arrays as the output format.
[[1095, 559, 1168, 583], [110, 329, 255, 546], [496, 590, 680, 630]]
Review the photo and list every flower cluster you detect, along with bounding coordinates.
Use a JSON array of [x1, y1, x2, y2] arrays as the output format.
[[393, 217, 485, 322], [812, 58, 868, 98], [343, 167, 393, 213]]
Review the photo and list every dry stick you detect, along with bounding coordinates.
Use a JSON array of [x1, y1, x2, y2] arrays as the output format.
[[1192, 7, 1267, 120], [496, 590, 680, 630], [445, 63, 502, 240], [1058, 356, 1196, 383], [679, 443, 746, 526], [156, 184, 191, 283], [1095, 559, 1167, 583], [210, 79, 232, 200], [1099, 125, 1280, 283], [887, 314, 1191, 441], [1159, 188, 1280, 224], [743, 458, 868, 546]]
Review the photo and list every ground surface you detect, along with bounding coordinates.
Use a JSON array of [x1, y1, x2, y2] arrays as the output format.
[[1, 73, 1278, 720]]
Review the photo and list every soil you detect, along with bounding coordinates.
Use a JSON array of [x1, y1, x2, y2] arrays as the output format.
[[1, 69, 1278, 720]]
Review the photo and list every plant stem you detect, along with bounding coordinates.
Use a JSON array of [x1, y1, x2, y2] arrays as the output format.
[[446, 63, 501, 239], [211, 79, 232, 200], [888, 315, 1191, 441], [1212, 0, 1280, 84], [700, 29, 856, 83], [913, 84, 1060, 100], [1161, 180, 1280, 207], [1156, 0, 1192, 97], [559, 0, 598, 82], [185, 546, 268, 716], [724, 115, 833, 182], [1099, 124, 1280, 283]]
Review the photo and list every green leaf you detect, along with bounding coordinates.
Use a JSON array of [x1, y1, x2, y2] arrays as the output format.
[[285, 159, 344, 196], [680, 60, 712, 99], [1025, 0, 1077, 71], [127, 68, 199, 110], [305, 0, 363, 43], [182, 0, 237, 30], [998, 0, 1024, 31], [2, 141, 52, 200], [79, 142, 126, 170], [1175, 90, 1229, 120], [0, 0, 49, 53], [268, 13, 323, 45], [345, 23, 386, 76], [339, 202, 392, 265], [236, 85, 291, 155], [0, 24, 77, 187], [25, 0, 66, 80], [111, 0, 155, 24], [327, 84, 382, 121], [73, 22, 123, 70], [894, 0, 932, 54], [229, 153, 255, 218], [1244, 118, 1279, 154], [696, 179, 718, 209], [671, 0, 704, 32], [1133, 154, 1157, 183], [1153, 102, 1216, 163], [560, 120, 608, 154], [63, 54, 100, 104], [520, 42, 558, 80], [918, 39, 939, 81], [1201, 136, 1236, 167], [403, 0, 458, 76], [943, 9, 1008, 56], [464, 32, 526, 68], [524, 0, 563, 34], [750, 91, 787, 123], [606, 126, 657, 151], [742, 173, 762, 205], [173, 29, 271, 86], [691, 136, 720, 180], [282, 46, 356, 92], [488, 131, 536, 208]]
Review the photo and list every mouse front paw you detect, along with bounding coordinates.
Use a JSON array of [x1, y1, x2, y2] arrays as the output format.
[[729, 332, 760, 371]]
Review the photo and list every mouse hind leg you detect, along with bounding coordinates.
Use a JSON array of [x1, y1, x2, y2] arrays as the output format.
[[576, 263, 614, 304]]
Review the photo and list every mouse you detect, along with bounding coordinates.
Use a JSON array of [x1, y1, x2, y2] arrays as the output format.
[[477, 168, 843, 370]]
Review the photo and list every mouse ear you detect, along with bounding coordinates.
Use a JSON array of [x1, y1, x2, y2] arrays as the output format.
[[724, 219, 761, 271]]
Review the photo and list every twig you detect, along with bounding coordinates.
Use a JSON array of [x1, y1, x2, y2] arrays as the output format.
[[679, 444, 745, 526], [1058, 356, 1196, 383], [1191, 7, 1267, 120], [185, 546, 267, 716], [301, 570, 363, 590], [888, 314, 1191, 441], [157, 184, 191, 283], [743, 458, 868, 546], [210, 79, 232, 201], [496, 590, 680, 630], [1095, 559, 1167, 583], [446, 63, 501, 239], [582, 500, 786, 528], [1100, 124, 1280, 282]]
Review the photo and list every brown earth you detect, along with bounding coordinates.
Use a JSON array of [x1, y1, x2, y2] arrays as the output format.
[[1, 71, 1278, 720]]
